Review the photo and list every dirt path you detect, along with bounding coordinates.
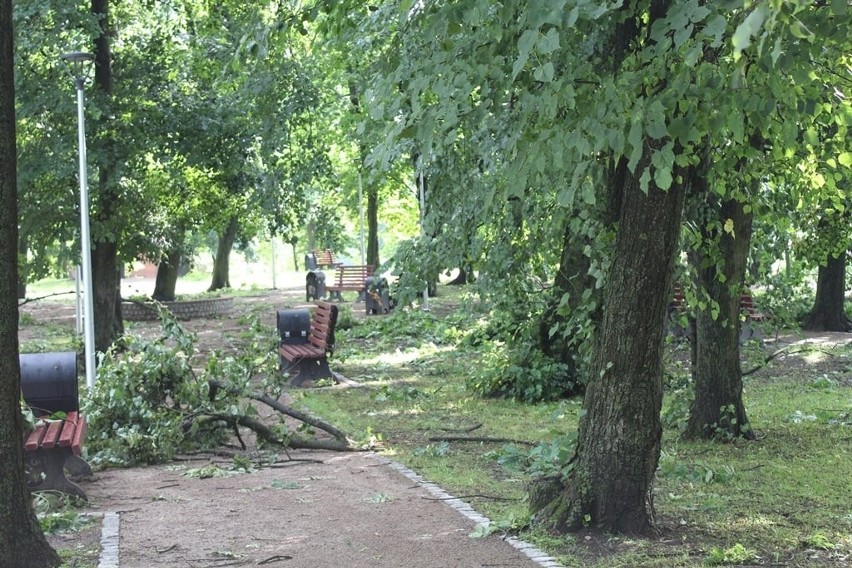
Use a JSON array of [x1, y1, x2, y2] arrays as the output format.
[[79, 451, 557, 568]]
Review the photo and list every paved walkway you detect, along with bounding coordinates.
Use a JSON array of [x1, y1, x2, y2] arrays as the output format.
[[84, 451, 564, 568]]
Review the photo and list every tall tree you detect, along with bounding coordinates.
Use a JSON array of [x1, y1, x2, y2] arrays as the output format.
[[0, 0, 61, 563], [805, 250, 852, 331], [90, 0, 125, 353]]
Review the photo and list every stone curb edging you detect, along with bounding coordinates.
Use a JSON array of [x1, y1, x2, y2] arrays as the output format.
[[98, 512, 120, 568], [372, 454, 566, 568], [122, 297, 234, 321]]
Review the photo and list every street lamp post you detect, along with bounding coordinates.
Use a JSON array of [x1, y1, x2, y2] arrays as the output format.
[[61, 51, 96, 389]]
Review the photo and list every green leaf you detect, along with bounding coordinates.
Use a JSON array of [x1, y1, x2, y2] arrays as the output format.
[[513, 29, 538, 80], [704, 14, 728, 47], [838, 152, 852, 168], [646, 101, 668, 140], [732, 5, 768, 59], [627, 119, 644, 172], [831, 0, 848, 15], [537, 28, 560, 54], [533, 62, 555, 82]]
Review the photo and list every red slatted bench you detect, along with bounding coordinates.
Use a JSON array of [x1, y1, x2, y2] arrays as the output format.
[[326, 264, 375, 302], [312, 249, 342, 269], [23, 410, 91, 500], [279, 301, 339, 386]]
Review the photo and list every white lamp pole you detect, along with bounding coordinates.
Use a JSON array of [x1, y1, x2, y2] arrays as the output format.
[[61, 51, 97, 389]]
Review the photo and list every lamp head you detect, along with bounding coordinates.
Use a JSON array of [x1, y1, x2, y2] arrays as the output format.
[[60, 52, 95, 64], [60, 52, 94, 86]]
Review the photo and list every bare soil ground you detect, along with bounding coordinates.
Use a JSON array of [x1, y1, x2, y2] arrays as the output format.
[[24, 285, 550, 568]]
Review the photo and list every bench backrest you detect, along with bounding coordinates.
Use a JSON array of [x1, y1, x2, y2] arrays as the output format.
[[312, 249, 340, 269], [334, 264, 375, 286], [308, 301, 339, 354]]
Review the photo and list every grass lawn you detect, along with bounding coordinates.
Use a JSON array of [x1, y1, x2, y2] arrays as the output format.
[[17, 278, 851, 567], [296, 285, 852, 567]]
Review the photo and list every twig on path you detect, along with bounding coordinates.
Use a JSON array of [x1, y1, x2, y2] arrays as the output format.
[[257, 555, 294, 565], [156, 483, 180, 490], [155, 544, 178, 554], [428, 435, 534, 446]]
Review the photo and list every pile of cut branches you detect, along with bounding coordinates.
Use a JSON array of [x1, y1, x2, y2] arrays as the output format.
[[83, 305, 360, 468]]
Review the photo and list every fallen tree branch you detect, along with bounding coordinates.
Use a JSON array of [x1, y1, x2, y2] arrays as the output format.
[[427, 435, 534, 446], [743, 345, 828, 376], [438, 423, 482, 433], [195, 413, 358, 453], [422, 494, 521, 502], [207, 379, 351, 443], [18, 290, 75, 307]]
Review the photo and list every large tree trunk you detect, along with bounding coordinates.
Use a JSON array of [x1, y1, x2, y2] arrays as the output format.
[[208, 217, 239, 291], [531, 153, 686, 535], [91, 0, 124, 354], [152, 248, 182, 301], [17, 231, 27, 299], [684, 193, 755, 440], [804, 252, 851, 331], [0, 3, 61, 562], [366, 184, 380, 267]]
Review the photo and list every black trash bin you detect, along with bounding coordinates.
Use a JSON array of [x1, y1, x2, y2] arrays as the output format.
[[277, 309, 311, 345], [305, 270, 326, 301], [19, 352, 79, 415]]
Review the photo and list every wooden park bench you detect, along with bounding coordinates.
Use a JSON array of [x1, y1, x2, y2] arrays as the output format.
[[279, 301, 339, 386], [326, 264, 375, 302], [23, 411, 92, 500], [310, 249, 342, 269], [20, 351, 92, 500]]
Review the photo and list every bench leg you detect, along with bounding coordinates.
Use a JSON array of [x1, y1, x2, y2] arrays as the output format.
[[65, 454, 94, 480], [25, 448, 89, 501], [283, 357, 333, 387]]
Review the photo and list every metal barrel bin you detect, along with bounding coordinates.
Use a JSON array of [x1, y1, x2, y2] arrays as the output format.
[[19, 352, 79, 415], [305, 270, 326, 301]]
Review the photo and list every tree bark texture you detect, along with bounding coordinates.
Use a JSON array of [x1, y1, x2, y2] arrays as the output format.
[[208, 217, 239, 291], [532, 154, 686, 535], [152, 248, 182, 301], [0, 3, 61, 562], [366, 184, 380, 267], [804, 252, 851, 332], [91, 0, 124, 354], [684, 193, 755, 440]]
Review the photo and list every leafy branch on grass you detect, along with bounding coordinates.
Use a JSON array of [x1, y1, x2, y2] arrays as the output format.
[[742, 344, 832, 376]]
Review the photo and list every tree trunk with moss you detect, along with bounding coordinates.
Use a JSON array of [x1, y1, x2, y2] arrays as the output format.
[[0, 3, 61, 562], [152, 248, 182, 302], [684, 193, 755, 440], [208, 217, 239, 291], [804, 252, 851, 332], [531, 150, 686, 534]]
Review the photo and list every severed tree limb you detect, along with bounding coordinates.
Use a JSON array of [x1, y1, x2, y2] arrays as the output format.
[[742, 345, 831, 376], [195, 413, 359, 452], [207, 379, 351, 443], [427, 435, 534, 446]]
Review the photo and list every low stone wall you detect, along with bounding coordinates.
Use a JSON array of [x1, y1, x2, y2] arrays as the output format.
[[122, 297, 234, 321]]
